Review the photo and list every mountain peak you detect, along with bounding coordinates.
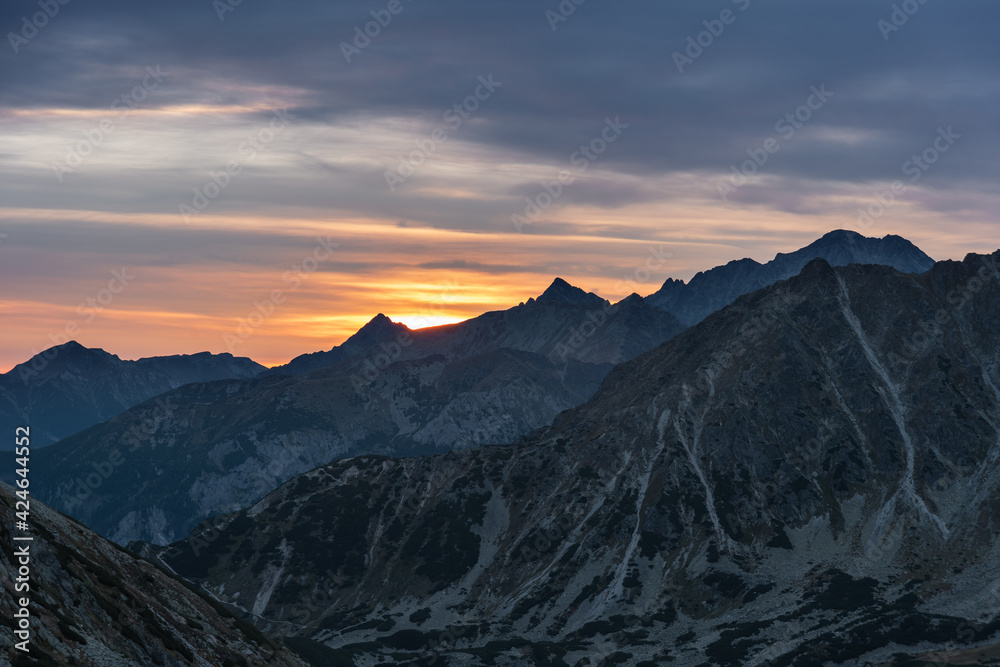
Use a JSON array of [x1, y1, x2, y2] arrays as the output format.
[[800, 229, 932, 266], [615, 293, 646, 308], [799, 256, 834, 277], [817, 229, 862, 243], [343, 313, 409, 348], [363, 313, 393, 328], [31, 341, 116, 364], [53, 340, 107, 357], [537, 278, 606, 306], [646, 230, 935, 326]]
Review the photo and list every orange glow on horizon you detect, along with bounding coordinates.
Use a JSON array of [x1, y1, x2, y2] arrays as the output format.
[[392, 314, 468, 330], [3, 199, 999, 375]]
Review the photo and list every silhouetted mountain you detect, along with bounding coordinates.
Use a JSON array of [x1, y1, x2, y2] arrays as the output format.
[[536, 277, 608, 307], [0, 483, 306, 665], [32, 291, 684, 545], [148, 251, 1000, 665], [266, 313, 411, 376], [0, 342, 265, 448], [646, 229, 935, 325]]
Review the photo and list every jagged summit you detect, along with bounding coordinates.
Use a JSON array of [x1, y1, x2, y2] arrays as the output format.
[[345, 313, 408, 345], [267, 313, 410, 377], [646, 230, 935, 325], [792, 229, 932, 269], [537, 277, 607, 306]]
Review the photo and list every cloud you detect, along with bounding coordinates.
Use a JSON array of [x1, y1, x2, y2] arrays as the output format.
[[2, 0, 1000, 368], [3, 1, 999, 187], [415, 259, 543, 274]]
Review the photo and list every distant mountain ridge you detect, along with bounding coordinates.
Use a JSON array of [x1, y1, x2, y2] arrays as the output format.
[[32, 289, 684, 545], [0, 341, 266, 448], [266, 313, 411, 376], [26, 230, 943, 547], [645, 229, 935, 325]]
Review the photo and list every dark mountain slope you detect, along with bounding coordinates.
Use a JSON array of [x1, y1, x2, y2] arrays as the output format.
[[0, 482, 306, 666], [150, 251, 1000, 666]]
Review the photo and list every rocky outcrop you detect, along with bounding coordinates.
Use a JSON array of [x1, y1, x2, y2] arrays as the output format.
[[0, 483, 306, 666]]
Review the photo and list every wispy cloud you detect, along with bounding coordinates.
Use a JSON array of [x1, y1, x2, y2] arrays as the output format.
[[1, 0, 998, 369]]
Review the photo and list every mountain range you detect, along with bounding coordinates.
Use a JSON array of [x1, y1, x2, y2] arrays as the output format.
[[3, 230, 932, 451], [140, 250, 1000, 666], [30, 288, 683, 545], [20, 230, 938, 549], [645, 229, 934, 325], [0, 342, 265, 448]]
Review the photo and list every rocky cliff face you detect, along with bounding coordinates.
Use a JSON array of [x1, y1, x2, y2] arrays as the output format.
[[150, 251, 1000, 666], [32, 291, 683, 546], [0, 483, 306, 666], [646, 229, 935, 325], [0, 342, 265, 448]]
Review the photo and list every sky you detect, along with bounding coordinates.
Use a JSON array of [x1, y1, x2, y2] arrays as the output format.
[[2, 0, 999, 370]]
